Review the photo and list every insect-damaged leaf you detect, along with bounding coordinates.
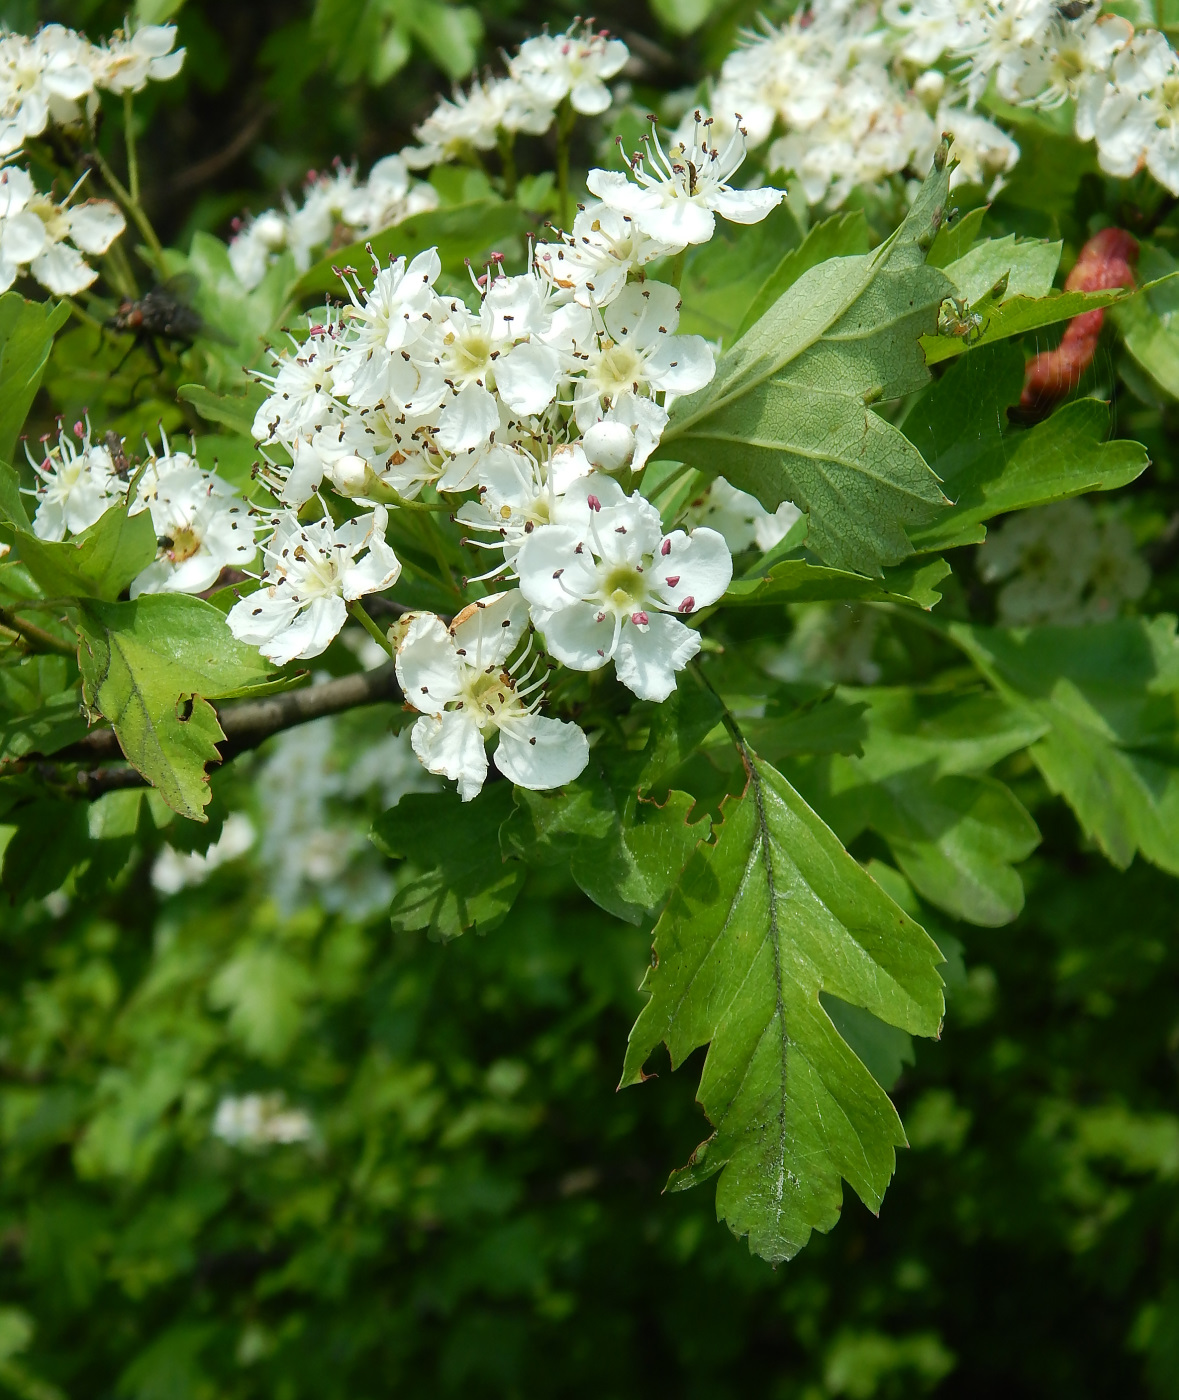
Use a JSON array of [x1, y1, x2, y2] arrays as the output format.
[[622, 751, 944, 1264], [655, 155, 953, 576]]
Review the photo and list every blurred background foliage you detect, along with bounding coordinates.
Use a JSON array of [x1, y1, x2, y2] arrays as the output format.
[[1, 1, 1179, 1398]]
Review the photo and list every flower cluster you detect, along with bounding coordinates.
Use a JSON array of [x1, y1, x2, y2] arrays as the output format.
[[0, 21, 184, 157], [27, 423, 260, 600], [228, 21, 628, 290], [228, 155, 441, 291], [223, 122, 781, 799], [700, 1, 1020, 208]]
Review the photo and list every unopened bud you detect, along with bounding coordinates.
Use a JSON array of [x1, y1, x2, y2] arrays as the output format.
[[326, 454, 371, 496], [582, 419, 635, 473]]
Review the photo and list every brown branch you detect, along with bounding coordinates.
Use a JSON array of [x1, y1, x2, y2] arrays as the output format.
[[165, 104, 275, 194], [48, 663, 403, 798], [0, 608, 75, 657]]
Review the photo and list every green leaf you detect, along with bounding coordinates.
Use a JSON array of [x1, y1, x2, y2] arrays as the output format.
[[372, 785, 525, 938], [781, 688, 1043, 925], [659, 157, 953, 575], [0, 691, 88, 764], [940, 234, 1062, 305], [0, 295, 69, 469], [951, 618, 1179, 876], [405, 2, 481, 79], [177, 382, 266, 438], [76, 596, 274, 821], [1112, 241, 1179, 399], [10, 503, 157, 601], [737, 211, 870, 339], [502, 674, 723, 923], [925, 205, 988, 269], [724, 557, 951, 610], [676, 201, 805, 343], [921, 287, 1128, 366], [622, 752, 945, 1263], [904, 343, 1149, 552], [293, 200, 531, 300]]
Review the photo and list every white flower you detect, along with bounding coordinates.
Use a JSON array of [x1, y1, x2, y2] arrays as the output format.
[[515, 477, 732, 702], [394, 590, 590, 800], [339, 153, 440, 235], [226, 507, 401, 666], [939, 104, 1021, 195], [535, 202, 674, 309], [687, 476, 801, 554], [455, 440, 592, 575], [572, 280, 714, 470], [587, 115, 785, 249], [1092, 31, 1179, 193], [227, 209, 289, 290], [402, 77, 520, 169], [0, 166, 123, 295], [27, 417, 124, 541], [212, 1093, 313, 1148], [130, 465, 258, 598], [90, 23, 186, 94], [511, 22, 628, 116], [0, 26, 96, 156]]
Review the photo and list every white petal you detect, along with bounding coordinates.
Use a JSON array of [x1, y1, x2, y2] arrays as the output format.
[[342, 535, 401, 598], [31, 243, 95, 295], [635, 198, 714, 248], [266, 597, 348, 664], [0, 211, 45, 265], [451, 589, 530, 669], [569, 78, 611, 116], [613, 611, 699, 701], [650, 526, 732, 612], [644, 333, 715, 396], [411, 710, 488, 801], [495, 341, 561, 415], [604, 279, 680, 345], [65, 201, 125, 254], [494, 714, 590, 789], [516, 525, 597, 614], [436, 382, 499, 454], [396, 613, 462, 713], [710, 185, 784, 225], [538, 602, 616, 670]]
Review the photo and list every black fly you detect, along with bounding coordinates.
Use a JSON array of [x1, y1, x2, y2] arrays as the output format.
[[105, 277, 213, 372]]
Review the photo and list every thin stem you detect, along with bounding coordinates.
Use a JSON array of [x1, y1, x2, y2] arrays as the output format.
[[0, 608, 75, 657], [555, 96, 576, 232], [123, 91, 140, 206], [687, 658, 746, 761], [348, 600, 393, 656], [89, 145, 165, 275], [643, 460, 694, 502], [668, 248, 688, 290], [497, 127, 518, 201]]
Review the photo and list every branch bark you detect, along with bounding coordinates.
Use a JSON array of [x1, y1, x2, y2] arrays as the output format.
[[50, 663, 403, 796]]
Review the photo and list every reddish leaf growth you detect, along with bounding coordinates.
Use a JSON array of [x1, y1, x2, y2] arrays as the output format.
[[1020, 227, 1138, 413]]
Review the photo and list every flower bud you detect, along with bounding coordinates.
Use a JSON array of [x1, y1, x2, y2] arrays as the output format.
[[325, 454, 371, 497], [582, 419, 635, 473]]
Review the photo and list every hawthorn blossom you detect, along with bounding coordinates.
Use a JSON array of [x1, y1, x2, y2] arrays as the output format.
[[130, 465, 258, 598], [89, 23, 185, 93], [0, 166, 124, 294], [535, 203, 674, 309], [27, 418, 124, 541], [687, 477, 802, 554], [1090, 31, 1179, 193], [226, 508, 401, 665], [456, 440, 592, 573], [0, 25, 95, 155], [572, 281, 714, 470], [515, 478, 733, 702], [511, 23, 628, 116], [588, 116, 785, 249], [394, 590, 589, 800]]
